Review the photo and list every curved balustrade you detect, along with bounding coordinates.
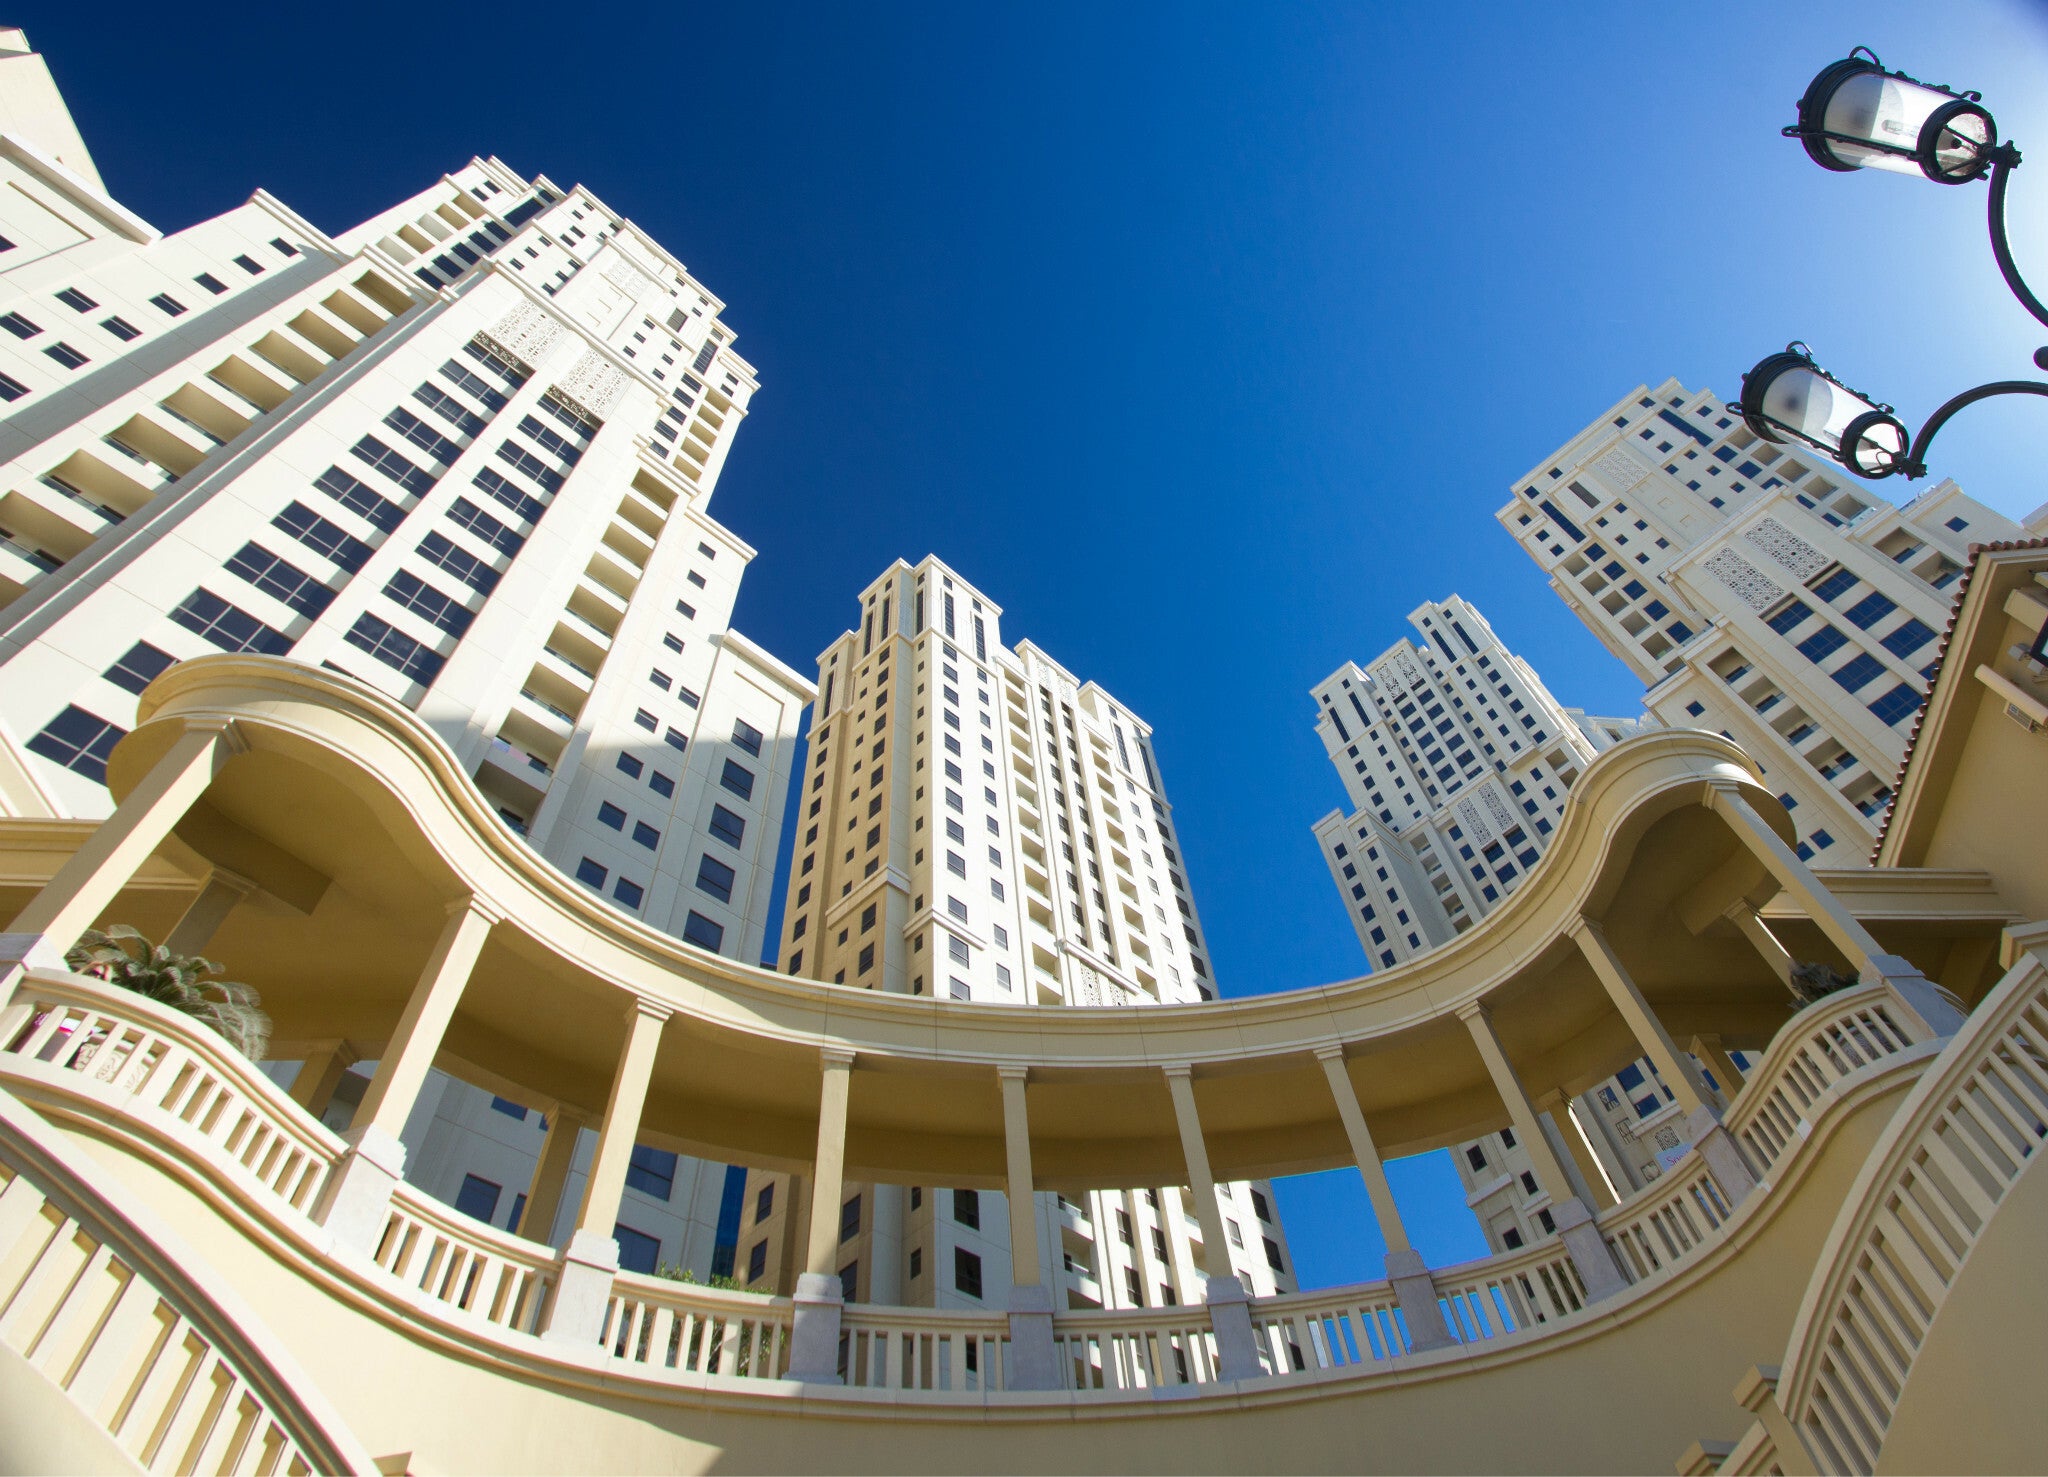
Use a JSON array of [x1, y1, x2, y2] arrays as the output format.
[[839, 1303, 1008, 1392], [1772, 938, 2048, 1474], [370, 1184, 556, 1335], [601, 1274, 792, 1385], [0, 1085, 375, 1475]]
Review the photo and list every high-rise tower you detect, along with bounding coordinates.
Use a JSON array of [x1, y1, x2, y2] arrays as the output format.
[[738, 557, 1296, 1319]]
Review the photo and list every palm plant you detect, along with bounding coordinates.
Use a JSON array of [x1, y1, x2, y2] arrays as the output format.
[[1788, 960, 1859, 1007], [64, 925, 271, 1060]]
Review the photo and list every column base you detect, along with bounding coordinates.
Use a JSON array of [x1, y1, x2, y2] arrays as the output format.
[[541, 1229, 620, 1346], [1863, 953, 1966, 1039], [1382, 1247, 1456, 1352], [1005, 1282, 1060, 1390], [1685, 1105, 1758, 1206], [786, 1273, 845, 1384], [1551, 1196, 1628, 1303], [1202, 1275, 1265, 1382], [313, 1126, 406, 1255]]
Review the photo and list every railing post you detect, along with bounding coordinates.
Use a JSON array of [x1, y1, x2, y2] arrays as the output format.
[[1162, 1065, 1263, 1382], [787, 1048, 855, 1383], [1314, 1045, 1455, 1352], [1571, 916, 1756, 1205], [1707, 784, 1964, 1038], [998, 1065, 1060, 1389], [543, 997, 669, 1345], [314, 897, 497, 1255], [1735, 1365, 1821, 1477], [162, 868, 257, 956], [0, 722, 242, 998], [1457, 1002, 1628, 1302]]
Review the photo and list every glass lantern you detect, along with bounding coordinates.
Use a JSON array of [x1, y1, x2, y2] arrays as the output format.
[[1736, 345, 1909, 479], [1788, 48, 1996, 184]]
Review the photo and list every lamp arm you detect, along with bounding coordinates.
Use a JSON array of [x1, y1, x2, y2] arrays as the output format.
[[1988, 147, 2048, 330], [1902, 380, 2048, 478]]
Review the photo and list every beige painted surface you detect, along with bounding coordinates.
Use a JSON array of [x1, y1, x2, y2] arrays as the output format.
[[0, 1348, 142, 1475]]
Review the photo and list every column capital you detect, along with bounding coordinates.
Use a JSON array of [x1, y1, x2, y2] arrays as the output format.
[[625, 996, 673, 1026], [1699, 778, 1745, 813], [448, 893, 504, 927], [1161, 1062, 1195, 1081], [819, 1046, 856, 1071], [1566, 915, 1603, 943], [182, 716, 251, 759], [1312, 1043, 1348, 1064], [205, 867, 261, 900], [1455, 999, 1492, 1024], [996, 1063, 1031, 1083]]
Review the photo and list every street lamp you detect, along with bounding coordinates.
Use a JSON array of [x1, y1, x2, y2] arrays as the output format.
[[1735, 48, 2048, 480]]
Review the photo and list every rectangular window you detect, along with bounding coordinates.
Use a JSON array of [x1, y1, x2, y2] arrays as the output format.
[[42, 342, 87, 369], [0, 371, 25, 401], [351, 435, 436, 496], [683, 911, 725, 951], [100, 315, 140, 341], [1830, 652, 1886, 693], [26, 706, 126, 783], [696, 854, 736, 902], [598, 801, 626, 830], [493, 440, 564, 493], [575, 857, 608, 889], [613, 1224, 660, 1275], [383, 569, 473, 637], [1843, 591, 1898, 629], [414, 530, 498, 594], [313, 467, 405, 533], [719, 759, 755, 800], [149, 293, 187, 317], [1765, 599, 1814, 635], [275, 501, 376, 572], [732, 719, 764, 756], [170, 588, 292, 655], [454, 1174, 501, 1224], [755, 1183, 774, 1222], [953, 1188, 980, 1229], [747, 1240, 768, 1283], [840, 1194, 862, 1242], [954, 1247, 982, 1299], [1881, 618, 1936, 657], [471, 467, 545, 523], [233, 253, 264, 275], [708, 804, 746, 847], [626, 1146, 677, 1200], [446, 497, 524, 556], [614, 875, 643, 908], [0, 311, 40, 338], [224, 543, 334, 618], [1868, 683, 1924, 727], [195, 272, 227, 295], [1796, 625, 1850, 664], [342, 612, 445, 684], [102, 642, 175, 696]]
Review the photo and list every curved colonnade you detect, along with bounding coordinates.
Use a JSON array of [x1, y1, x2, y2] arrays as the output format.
[[0, 655, 2033, 1473]]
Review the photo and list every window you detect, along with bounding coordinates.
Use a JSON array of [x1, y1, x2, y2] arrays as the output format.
[[342, 613, 443, 684], [598, 801, 626, 830], [446, 498, 524, 556], [275, 502, 373, 572], [103, 642, 175, 696], [171, 589, 292, 655], [627, 1146, 677, 1200], [575, 857, 608, 889], [1881, 618, 1936, 658], [54, 287, 98, 312], [838, 1261, 859, 1300], [719, 759, 755, 799], [471, 468, 544, 523], [1263, 1236, 1284, 1271], [454, 1174, 502, 1224], [1809, 567, 1858, 603], [954, 1247, 983, 1299], [149, 293, 187, 317], [732, 718, 764, 756], [26, 706, 126, 783], [195, 272, 228, 295], [840, 1194, 862, 1241], [100, 315, 140, 341], [755, 1183, 774, 1222], [708, 804, 746, 847], [1843, 591, 1898, 629], [683, 911, 725, 951], [632, 709, 658, 732], [42, 342, 87, 369], [1868, 683, 1924, 727], [225, 544, 334, 618], [953, 1188, 980, 1229], [415, 531, 498, 595], [649, 770, 675, 798], [351, 436, 435, 497], [0, 311, 40, 338], [632, 821, 658, 849], [233, 253, 264, 276], [313, 467, 405, 532], [1797, 625, 1849, 664], [1831, 652, 1886, 693], [1765, 599, 1813, 635], [696, 854, 736, 902], [613, 1224, 660, 1275], [746, 1240, 768, 1283], [0, 371, 24, 401]]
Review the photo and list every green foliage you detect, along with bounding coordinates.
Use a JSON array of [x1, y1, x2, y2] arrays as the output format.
[[65, 925, 271, 1060], [652, 1263, 769, 1296], [1788, 959, 1859, 1007]]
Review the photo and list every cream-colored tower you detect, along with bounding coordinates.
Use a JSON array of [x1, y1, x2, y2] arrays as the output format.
[[737, 557, 1295, 1321], [0, 32, 810, 1278]]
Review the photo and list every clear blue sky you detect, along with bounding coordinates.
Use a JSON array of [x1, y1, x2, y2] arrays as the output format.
[[32, 0, 2048, 1287]]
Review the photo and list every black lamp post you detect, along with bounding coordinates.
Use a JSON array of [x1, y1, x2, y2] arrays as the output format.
[[1734, 48, 2048, 480]]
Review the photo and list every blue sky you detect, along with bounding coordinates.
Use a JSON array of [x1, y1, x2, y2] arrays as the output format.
[[32, 0, 2048, 1286]]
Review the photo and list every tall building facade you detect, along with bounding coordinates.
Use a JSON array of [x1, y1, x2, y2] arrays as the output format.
[[739, 557, 1295, 1319], [0, 36, 808, 1277], [1309, 595, 1646, 968], [1493, 377, 2040, 861]]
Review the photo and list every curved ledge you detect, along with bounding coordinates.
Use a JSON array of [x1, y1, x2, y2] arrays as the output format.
[[87, 655, 1838, 1185]]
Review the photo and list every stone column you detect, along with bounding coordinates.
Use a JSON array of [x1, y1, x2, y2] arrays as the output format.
[[1690, 1034, 1747, 1099], [1162, 1065, 1263, 1382], [1457, 1002, 1628, 1302], [1536, 1090, 1614, 1210], [1571, 918, 1756, 1204], [1724, 903, 1794, 988], [543, 999, 669, 1345], [162, 869, 256, 956], [1707, 785, 1964, 1038], [787, 1049, 855, 1383], [1314, 1046, 1454, 1351], [0, 723, 240, 993], [998, 1066, 1059, 1389], [314, 898, 497, 1254], [519, 1107, 587, 1247], [288, 1041, 356, 1120]]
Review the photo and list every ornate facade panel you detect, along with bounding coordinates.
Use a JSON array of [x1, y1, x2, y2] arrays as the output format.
[[1702, 550, 1784, 612], [481, 300, 563, 370], [1743, 517, 1829, 581], [1455, 799, 1492, 842], [1480, 787, 1514, 834], [554, 350, 626, 420], [1589, 446, 1649, 499]]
